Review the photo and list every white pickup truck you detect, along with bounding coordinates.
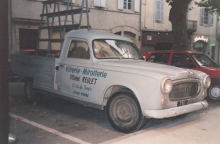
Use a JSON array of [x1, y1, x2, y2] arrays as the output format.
[[11, 30, 210, 133]]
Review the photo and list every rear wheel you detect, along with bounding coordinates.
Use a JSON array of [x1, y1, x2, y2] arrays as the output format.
[[24, 80, 34, 102], [24, 79, 42, 103], [106, 90, 147, 133]]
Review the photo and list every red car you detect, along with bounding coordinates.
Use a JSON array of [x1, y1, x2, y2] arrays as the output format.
[[143, 50, 220, 101]]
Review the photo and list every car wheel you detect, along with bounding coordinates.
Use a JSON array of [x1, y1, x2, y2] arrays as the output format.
[[208, 85, 220, 100], [24, 79, 35, 103], [106, 90, 147, 133]]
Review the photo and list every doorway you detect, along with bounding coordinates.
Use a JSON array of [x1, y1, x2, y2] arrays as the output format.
[[19, 28, 38, 50]]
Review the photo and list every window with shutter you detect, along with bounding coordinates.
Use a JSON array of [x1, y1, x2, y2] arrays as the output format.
[[200, 7, 214, 26], [118, 0, 139, 12], [155, 0, 164, 22], [123, 0, 132, 10]]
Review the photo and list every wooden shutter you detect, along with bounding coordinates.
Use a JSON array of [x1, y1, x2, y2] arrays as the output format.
[[200, 8, 204, 25], [161, 0, 164, 20], [118, 0, 123, 10], [134, 0, 140, 12], [209, 12, 214, 25]]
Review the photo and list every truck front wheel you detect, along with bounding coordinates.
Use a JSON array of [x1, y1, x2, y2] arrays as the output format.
[[24, 80, 35, 103], [106, 90, 147, 133]]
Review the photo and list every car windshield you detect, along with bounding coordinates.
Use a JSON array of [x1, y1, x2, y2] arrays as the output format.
[[92, 39, 143, 59], [191, 53, 219, 67]]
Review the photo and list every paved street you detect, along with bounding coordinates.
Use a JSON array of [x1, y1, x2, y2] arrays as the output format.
[[9, 82, 220, 144]]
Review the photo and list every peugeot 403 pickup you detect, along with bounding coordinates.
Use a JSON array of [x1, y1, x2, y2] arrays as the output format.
[[11, 30, 210, 133]]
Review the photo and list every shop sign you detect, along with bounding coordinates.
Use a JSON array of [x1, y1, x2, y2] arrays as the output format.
[[210, 43, 216, 47], [194, 36, 209, 43]]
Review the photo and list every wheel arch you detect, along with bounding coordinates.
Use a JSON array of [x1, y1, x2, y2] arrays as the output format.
[[102, 84, 141, 107]]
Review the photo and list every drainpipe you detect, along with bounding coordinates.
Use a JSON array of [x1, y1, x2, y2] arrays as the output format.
[[139, 0, 142, 51], [8, 0, 13, 55]]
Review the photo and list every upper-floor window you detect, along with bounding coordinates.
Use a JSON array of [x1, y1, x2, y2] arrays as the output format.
[[118, 0, 140, 12], [124, 0, 132, 10], [200, 8, 214, 26], [155, 0, 164, 22]]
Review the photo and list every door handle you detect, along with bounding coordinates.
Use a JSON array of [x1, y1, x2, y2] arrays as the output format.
[[55, 66, 59, 70], [60, 65, 65, 67]]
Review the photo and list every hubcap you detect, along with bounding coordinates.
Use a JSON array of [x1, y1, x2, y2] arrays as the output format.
[[111, 96, 138, 126], [210, 86, 220, 99], [116, 103, 133, 122]]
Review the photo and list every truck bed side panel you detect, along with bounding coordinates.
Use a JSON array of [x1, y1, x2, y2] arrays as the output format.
[[11, 54, 55, 91]]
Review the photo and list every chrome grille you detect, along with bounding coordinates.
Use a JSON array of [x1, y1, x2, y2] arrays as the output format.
[[169, 82, 199, 101]]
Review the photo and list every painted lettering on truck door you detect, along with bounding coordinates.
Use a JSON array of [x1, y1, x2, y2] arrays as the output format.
[[57, 39, 91, 100], [56, 39, 108, 104]]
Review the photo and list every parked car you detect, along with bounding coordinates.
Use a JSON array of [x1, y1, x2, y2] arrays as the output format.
[[143, 50, 220, 100]]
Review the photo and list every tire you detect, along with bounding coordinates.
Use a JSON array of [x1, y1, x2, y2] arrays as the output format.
[[207, 85, 220, 101], [24, 79, 35, 103], [106, 90, 147, 133]]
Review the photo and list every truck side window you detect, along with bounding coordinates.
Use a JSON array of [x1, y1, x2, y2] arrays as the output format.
[[171, 54, 195, 68], [147, 53, 170, 65], [67, 40, 90, 59]]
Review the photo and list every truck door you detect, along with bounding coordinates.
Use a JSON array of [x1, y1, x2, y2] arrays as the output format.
[[55, 38, 92, 101]]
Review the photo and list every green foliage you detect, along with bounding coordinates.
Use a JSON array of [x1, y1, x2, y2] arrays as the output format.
[[166, 0, 220, 14], [195, 0, 220, 14]]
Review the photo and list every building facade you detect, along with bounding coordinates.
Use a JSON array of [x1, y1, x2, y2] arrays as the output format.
[[9, 0, 220, 63], [141, 0, 220, 63], [9, 0, 141, 54]]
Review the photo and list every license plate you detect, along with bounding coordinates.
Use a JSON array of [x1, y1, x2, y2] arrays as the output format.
[[177, 99, 194, 107]]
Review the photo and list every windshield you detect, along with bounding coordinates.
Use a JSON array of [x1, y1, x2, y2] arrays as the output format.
[[191, 53, 218, 67], [92, 39, 143, 59]]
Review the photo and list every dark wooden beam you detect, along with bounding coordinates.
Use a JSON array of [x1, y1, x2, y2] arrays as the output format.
[[0, 0, 9, 143]]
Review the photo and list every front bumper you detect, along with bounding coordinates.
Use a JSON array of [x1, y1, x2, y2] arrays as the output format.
[[144, 100, 208, 119]]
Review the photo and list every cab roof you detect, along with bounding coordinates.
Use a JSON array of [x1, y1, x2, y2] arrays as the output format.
[[66, 30, 132, 42]]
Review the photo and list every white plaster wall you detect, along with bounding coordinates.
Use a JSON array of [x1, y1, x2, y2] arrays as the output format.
[[11, 0, 42, 20], [141, 0, 172, 31], [141, 0, 219, 62], [11, 0, 141, 52]]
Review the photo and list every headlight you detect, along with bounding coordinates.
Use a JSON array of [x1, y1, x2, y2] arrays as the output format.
[[161, 78, 173, 94], [203, 75, 211, 88]]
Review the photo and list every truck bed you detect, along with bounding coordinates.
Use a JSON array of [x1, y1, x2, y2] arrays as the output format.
[[11, 54, 56, 92]]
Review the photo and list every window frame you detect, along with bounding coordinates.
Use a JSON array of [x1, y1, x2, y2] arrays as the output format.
[[118, 0, 140, 12], [155, 0, 164, 22], [200, 7, 214, 26], [123, 0, 132, 10], [67, 40, 90, 60]]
